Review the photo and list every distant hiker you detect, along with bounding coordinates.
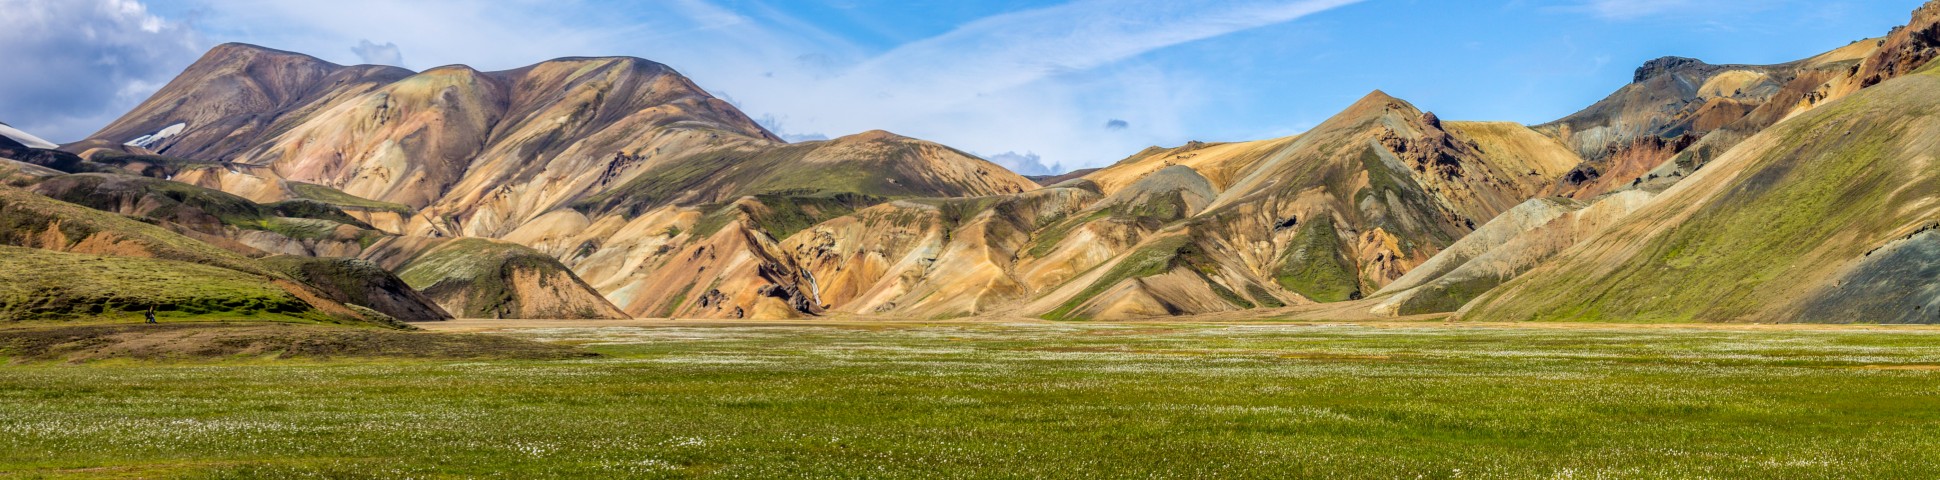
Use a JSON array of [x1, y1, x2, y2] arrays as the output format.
[[145, 306, 157, 324]]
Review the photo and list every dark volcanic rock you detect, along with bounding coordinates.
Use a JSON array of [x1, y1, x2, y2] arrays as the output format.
[[1634, 56, 1710, 83]]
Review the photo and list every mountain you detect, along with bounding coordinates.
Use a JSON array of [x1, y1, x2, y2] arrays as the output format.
[[1531, 4, 1937, 201], [1370, 1, 1940, 322], [68, 43, 1580, 320], [760, 91, 1581, 320], [363, 237, 628, 320], [66, 43, 1038, 319], [45, 1, 1938, 323], [1460, 63, 1940, 323]]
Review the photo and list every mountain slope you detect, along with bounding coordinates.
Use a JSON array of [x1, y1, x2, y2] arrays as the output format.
[[1535, 1, 1940, 202], [746, 90, 1581, 321], [67, 43, 414, 161], [1188, 92, 1580, 302], [30, 173, 387, 257], [1460, 67, 1940, 323], [363, 237, 629, 319], [72, 44, 1041, 319], [0, 185, 402, 325]]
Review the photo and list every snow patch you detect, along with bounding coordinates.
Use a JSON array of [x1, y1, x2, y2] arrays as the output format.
[[126, 123, 186, 149], [0, 123, 59, 149]]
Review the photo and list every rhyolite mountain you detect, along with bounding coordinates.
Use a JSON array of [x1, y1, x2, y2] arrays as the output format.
[[28, 0, 1940, 323], [1448, 1, 1940, 323], [1374, 1, 1940, 322], [61, 43, 1036, 319]]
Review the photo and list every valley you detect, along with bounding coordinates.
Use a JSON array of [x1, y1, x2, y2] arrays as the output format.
[[4, 1, 1940, 476], [6, 320, 1940, 477]]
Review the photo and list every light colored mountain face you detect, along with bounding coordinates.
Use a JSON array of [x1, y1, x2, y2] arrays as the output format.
[[75, 43, 1039, 320], [754, 93, 1583, 320], [54, 1, 1938, 322], [65, 44, 1585, 320]]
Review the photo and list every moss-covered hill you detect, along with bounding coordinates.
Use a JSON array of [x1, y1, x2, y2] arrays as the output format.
[[0, 246, 356, 323], [259, 255, 452, 321], [376, 238, 629, 320], [0, 185, 400, 326], [32, 173, 378, 236]]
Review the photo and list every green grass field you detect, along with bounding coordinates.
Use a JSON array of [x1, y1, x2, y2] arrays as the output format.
[[4, 322, 1940, 478]]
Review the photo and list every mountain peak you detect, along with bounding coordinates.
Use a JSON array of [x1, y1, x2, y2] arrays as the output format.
[[1358, 89, 1398, 103], [516, 56, 672, 75], [1633, 56, 1708, 83], [1332, 89, 1420, 122], [843, 129, 909, 142], [203, 42, 338, 67]]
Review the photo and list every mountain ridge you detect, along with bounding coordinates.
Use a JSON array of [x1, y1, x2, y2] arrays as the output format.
[[25, 1, 1940, 323]]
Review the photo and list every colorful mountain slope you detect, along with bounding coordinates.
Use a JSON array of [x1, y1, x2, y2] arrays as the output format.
[[1460, 66, 1940, 323]]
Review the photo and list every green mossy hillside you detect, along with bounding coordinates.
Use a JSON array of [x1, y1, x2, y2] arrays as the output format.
[[260, 255, 452, 321], [0, 246, 341, 323], [32, 174, 380, 241], [1273, 216, 1361, 302], [394, 238, 618, 319], [286, 182, 414, 214], [0, 185, 268, 275]]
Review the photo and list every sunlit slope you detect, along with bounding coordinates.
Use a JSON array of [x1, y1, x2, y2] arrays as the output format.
[[67, 43, 413, 161], [1462, 67, 1940, 323], [1187, 92, 1579, 304]]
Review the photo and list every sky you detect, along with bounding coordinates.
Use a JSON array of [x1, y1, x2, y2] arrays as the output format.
[[0, 0, 1927, 174]]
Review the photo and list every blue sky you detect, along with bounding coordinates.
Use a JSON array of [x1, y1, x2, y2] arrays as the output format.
[[4, 0, 1928, 174]]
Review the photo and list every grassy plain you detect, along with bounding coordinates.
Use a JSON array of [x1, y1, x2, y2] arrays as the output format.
[[3, 320, 1940, 478]]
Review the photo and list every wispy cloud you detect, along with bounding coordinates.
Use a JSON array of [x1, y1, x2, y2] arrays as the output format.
[[1574, 0, 1697, 20], [1559, 0, 1791, 22], [853, 0, 1360, 101], [714, 0, 1363, 169]]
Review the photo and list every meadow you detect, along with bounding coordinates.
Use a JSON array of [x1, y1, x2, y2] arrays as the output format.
[[4, 321, 1940, 478]]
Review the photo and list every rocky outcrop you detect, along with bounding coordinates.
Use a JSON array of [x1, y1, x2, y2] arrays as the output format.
[[1633, 56, 1714, 83], [1854, 2, 1940, 88]]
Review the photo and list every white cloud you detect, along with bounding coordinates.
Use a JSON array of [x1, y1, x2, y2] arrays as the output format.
[[0, 0, 201, 142], [351, 40, 404, 67], [981, 151, 1063, 176]]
